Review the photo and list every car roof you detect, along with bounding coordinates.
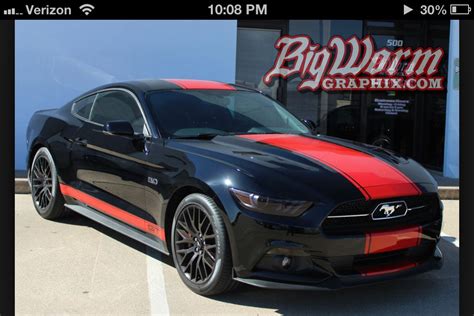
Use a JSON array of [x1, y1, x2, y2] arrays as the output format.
[[83, 79, 257, 96]]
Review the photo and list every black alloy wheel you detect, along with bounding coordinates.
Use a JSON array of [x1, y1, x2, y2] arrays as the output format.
[[30, 147, 67, 219], [31, 155, 54, 211], [174, 204, 217, 284], [171, 193, 237, 295]]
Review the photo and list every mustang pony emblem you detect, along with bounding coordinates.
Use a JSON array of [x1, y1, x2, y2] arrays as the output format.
[[372, 201, 408, 220], [380, 204, 401, 217]]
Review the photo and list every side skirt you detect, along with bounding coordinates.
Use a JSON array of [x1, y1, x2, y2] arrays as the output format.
[[65, 203, 169, 255]]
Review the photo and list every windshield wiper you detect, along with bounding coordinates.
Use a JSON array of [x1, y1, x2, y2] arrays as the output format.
[[234, 131, 283, 135], [172, 133, 226, 140], [172, 131, 291, 139]]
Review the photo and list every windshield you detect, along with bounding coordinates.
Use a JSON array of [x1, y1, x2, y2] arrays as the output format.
[[147, 90, 310, 138]]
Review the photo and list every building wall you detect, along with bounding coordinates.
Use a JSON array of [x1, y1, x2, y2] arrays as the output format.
[[443, 20, 460, 178], [15, 20, 237, 170]]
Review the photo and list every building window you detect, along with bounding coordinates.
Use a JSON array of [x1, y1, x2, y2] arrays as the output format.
[[236, 27, 281, 99]]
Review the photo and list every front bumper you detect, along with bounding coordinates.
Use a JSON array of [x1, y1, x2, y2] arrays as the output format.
[[234, 246, 443, 290], [230, 206, 443, 290]]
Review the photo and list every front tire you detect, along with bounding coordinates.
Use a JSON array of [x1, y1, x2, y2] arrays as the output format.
[[171, 193, 237, 295], [29, 147, 67, 219]]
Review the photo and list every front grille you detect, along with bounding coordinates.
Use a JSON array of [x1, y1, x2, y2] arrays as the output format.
[[321, 194, 441, 235]]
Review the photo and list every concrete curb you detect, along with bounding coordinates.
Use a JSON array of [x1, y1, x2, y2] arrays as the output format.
[[438, 186, 459, 200], [15, 178, 30, 194], [14, 178, 460, 200]]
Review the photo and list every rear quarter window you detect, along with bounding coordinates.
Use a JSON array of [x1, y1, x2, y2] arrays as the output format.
[[72, 94, 96, 120]]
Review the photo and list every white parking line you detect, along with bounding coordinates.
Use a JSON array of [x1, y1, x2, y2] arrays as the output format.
[[441, 232, 459, 247], [146, 247, 170, 316]]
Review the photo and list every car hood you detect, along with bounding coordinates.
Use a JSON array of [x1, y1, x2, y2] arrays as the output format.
[[166, 134, 437, 204]]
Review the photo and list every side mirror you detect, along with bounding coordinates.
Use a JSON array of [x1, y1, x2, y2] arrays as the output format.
[[103, 120, 135, 137], [302, 119, 317, 131]]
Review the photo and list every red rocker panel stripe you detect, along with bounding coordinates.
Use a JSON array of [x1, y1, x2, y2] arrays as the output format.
[[364, 226, 422, 255], [60, 184, 165, 241], [239, 134, 421, 200], [164, 79, 235, 90]]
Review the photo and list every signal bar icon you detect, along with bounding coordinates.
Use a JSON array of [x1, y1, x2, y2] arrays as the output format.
[[3, 7, 23, 15]]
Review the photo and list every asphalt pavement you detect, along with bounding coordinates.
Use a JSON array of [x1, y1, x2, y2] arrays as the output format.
[[15, 195, 459, 315]]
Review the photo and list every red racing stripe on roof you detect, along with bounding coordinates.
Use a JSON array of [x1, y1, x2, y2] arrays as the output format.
[[164, 79, 236, 90], [239, 134, 421, 200]]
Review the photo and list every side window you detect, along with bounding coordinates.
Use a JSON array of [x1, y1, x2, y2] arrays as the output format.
[[72, 94, 96, 120], [89, 90, 146, 133]]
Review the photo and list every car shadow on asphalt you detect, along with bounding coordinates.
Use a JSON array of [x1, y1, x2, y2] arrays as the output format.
[[57, 212, 459, 315], [55, 212, 175, 267]]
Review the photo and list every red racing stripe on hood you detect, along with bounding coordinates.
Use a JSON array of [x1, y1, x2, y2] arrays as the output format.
[[239, 134, 421, 200], [164, 79, 235, 90]]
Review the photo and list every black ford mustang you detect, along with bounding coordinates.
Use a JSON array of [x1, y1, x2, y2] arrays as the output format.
[[26, 79, 443, 295]]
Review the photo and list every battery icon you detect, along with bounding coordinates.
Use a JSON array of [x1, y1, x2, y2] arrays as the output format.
[[450, 4, 471, 15]]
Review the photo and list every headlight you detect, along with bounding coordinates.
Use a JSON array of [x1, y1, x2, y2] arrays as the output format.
[[229, 188, 312, 217]]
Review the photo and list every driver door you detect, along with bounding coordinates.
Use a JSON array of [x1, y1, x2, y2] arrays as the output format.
[[71, 89, 152, 220]]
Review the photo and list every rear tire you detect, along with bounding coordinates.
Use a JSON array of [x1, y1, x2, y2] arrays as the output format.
[[171, 193, 238, 295], [29, 147, 68, 219]]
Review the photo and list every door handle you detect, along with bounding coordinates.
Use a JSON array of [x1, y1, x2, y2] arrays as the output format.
[[74, 138, 88, 147]]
